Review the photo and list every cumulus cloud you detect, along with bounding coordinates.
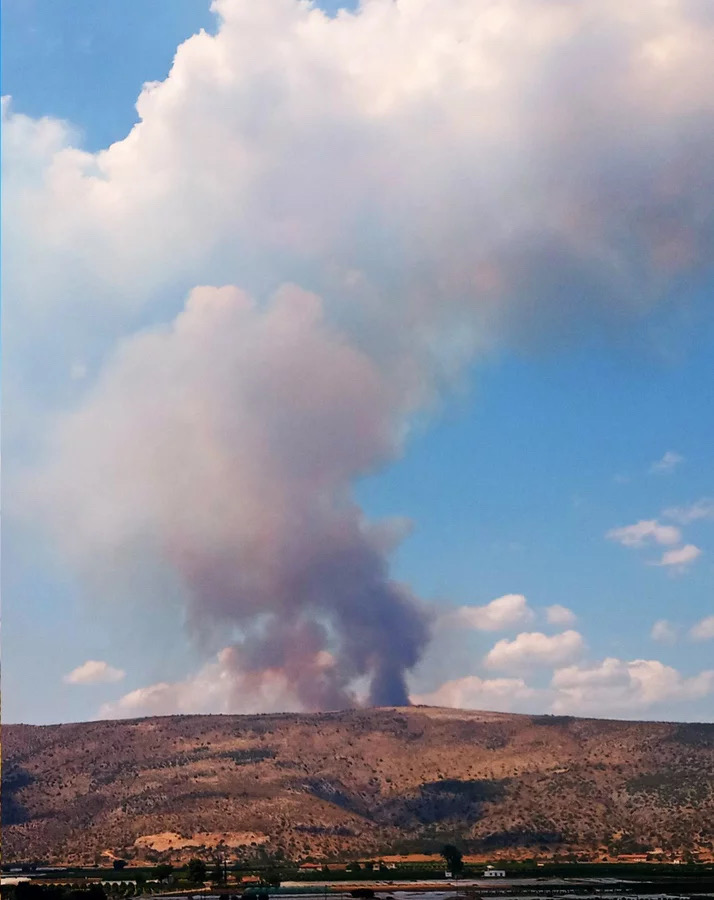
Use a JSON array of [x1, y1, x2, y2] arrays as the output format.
[[442, 594, 535, 631], [650, 619, 678, 642], [690, 615, 714, 640], [654, 543, 701, 569], [545, 604, 577, 626], [551, 657, 714, 715], [64, 660, 125, 685], [6, 0, 714, 386], [417, 653, 714, 718], [606, 519, 681, 548], [485, 630, 584, 670], [663, 498, 714, 523], [649, 451, 684, 474], [6, 0, 714, 714], [412, 674, 538, 713], [99, 646, 339, 718]]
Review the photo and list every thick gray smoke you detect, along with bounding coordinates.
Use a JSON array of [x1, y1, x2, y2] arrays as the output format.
[[26, 286, 431, 710], [7, 0, 714, 716]]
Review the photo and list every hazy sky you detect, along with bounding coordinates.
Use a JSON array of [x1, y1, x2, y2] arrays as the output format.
[[3, 0, 713, 725]]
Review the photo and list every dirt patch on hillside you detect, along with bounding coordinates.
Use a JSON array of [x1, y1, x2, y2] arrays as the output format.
[[134, 831, 269, 851]]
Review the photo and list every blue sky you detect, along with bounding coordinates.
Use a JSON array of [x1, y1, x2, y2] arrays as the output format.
[[3, 0, 713, 724]]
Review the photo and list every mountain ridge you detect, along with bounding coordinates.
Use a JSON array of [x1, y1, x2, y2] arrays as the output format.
[[3, 706, 713, 865]]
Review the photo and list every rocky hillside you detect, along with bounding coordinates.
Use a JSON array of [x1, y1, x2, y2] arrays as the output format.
[[3, 707, 713, 864]]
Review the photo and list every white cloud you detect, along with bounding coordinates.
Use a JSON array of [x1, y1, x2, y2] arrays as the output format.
[[99, 646, 337, 718], [650, 619, 678, 643], [608, 518, 701, 573], [443, 593, 535, 632], [417, 654, 714, 719], [551, 657, 714, 715], [64, 660, 125, 685], [6, 0, 714, 391], [690, 615, 714, 641], [606, 519, 681, 548], [654, 543, 701, 569], [663, 498, 714, 524], [545, 604, 577, 626], [649, 451, 684, 474], [485, 630, 584, 670], [412, 674, 539, 713]]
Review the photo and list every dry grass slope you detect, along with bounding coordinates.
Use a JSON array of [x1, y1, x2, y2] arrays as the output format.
[[2, 707, 713, 864]]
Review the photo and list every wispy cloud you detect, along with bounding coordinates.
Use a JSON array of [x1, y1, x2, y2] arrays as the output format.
[[607, 519, 681, 548], [650, 619, 678, 643], [663, 498, 714, 524], [649, 451, 684, 474], [690, 615, 714, 641], [607, 518, 701, 572]]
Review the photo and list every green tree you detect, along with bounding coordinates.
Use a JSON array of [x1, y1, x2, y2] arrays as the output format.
[[210, 860, 225, 884], [153, 865, 173, 882], [441, 845, 464, 876], [186, 859, 208, 884]]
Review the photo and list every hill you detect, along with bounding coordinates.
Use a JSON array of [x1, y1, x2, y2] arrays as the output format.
[[2, 706, 713, 865]]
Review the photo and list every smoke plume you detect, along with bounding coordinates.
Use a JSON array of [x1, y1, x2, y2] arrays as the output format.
[[26, 285, 430, 708], [6, 0, 714, 715]]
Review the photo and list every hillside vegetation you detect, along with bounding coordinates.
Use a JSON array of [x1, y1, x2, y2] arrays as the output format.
[[3, 706, 713, 864]]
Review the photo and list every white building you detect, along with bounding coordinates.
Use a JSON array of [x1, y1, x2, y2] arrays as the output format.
[[483, 867, 506, 878]]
